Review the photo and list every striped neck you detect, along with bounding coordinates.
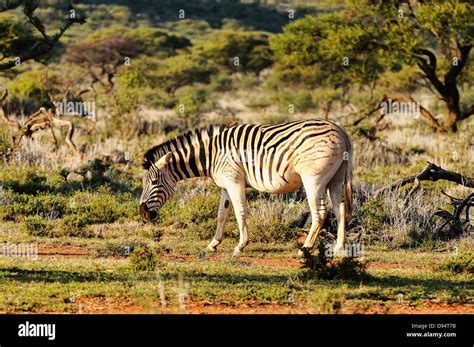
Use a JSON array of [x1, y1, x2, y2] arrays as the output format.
[[143, 125, 226, 181]]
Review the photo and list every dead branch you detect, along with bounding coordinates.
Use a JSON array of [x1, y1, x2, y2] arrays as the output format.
[[350, 94, 442, 132], [432, 192, 473, 238], [374, 162, 474, 197], [351, 96, 386, 126], [0, 90, 79, 157], [25, 107, 78, 154], [0, 90, 21, 130]]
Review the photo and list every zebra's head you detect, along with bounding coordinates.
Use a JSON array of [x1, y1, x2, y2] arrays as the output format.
[[140, 152, 175, 223]]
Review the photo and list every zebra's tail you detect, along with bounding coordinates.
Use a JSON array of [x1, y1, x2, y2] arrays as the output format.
[[343, 132, 353, 221]]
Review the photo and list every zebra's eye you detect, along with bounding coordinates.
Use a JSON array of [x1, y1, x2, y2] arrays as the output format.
[[151, 179, 159, 185]]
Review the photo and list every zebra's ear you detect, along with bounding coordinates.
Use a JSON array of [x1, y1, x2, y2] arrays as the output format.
[[155, 152, 173, 170]]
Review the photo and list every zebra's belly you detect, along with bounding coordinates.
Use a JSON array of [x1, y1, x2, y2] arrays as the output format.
[[247, 174, 303, 194]]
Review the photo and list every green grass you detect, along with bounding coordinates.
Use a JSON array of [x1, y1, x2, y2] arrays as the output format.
[[0, 225, 472, 313]]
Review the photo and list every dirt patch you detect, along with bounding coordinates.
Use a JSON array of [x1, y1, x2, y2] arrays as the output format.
[[342, 301, 474, 314], [366, 261, 434, 270], [57, 296, 311, 314], [20, 296, 474, 314], [184, 301, 310, 314], [72, 296, 144, 314]]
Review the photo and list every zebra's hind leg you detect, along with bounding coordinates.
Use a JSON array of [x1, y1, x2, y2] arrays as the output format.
[[298, 176, 327, 257], [328, 174, 347, 257], [207, 189, 231, 252], [224, 181, 249, 257]]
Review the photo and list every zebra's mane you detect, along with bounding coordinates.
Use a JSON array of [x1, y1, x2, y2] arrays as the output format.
[[142, 124, 228, 169]]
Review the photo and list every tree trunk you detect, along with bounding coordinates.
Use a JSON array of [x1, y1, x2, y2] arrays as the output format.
[[445, 110, 459, 132], [442, 75, 462, 132], [414, 44, 472, 132]]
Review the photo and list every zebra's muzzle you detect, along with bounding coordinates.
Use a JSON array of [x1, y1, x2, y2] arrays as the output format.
[[140, 203, 157, 223]]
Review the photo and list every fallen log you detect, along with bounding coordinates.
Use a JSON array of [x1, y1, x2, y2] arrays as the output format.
[[373, 162, 472, 238], [374, 162, 474, 198]]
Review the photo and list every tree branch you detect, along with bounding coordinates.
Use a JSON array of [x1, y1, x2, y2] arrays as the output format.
[[0, 0, 23, 12], [0, 1, 86, 70], [374, 162, 474, 197], [444, 42, 472, 86], [413, 48, 447, 98], [461, 104, 474, 120], [0, 89, 21, 130]]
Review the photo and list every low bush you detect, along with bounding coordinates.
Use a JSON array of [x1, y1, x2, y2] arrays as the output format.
[[69, 187, 138, 224], [138, 225, 163, 242], [22, 215, 54, 237], [129, 244, 157, 272], [301, 240, 368, 281], [58, 214, 92, 237], [0, 192, 67, 222], [438, 247, 473, 274]]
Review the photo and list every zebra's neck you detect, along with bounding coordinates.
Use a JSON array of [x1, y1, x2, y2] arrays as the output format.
[[143, 125, 226, 181]]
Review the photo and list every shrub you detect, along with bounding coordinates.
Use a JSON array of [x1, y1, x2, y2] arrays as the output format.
[[0, 164, 49, 194], [0, 125, 12, 155], [209, 74, 233, 92], [138, 226, 163, 242], [200, 30, 273, 75], [0, 192, 67, 222], [158, 189, 235, 240], [360, 197, 387, 232], [174, 86, 214, 129], [310, 291, 344, 314], [70, 187, 137, 224], [58, 214, 91, 237], [23, 215, 53, 237], [147, 54, 215, 94], [358, 188, 434, 248], [129, 245, 157, 272], [302, 240, 368, 281], [438, 247, 473, 274], [272, 90, 316, 113], [180, 194, 221, 240]]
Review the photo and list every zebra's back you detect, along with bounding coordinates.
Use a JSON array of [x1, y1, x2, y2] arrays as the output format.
[[210, 119, 351, 193]]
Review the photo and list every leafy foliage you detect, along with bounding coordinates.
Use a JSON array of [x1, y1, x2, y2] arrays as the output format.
[[200, 30, 273, 75], [146, 55, 215, 94], [271, 0, 474, 129], [0, 13, 35, 62]]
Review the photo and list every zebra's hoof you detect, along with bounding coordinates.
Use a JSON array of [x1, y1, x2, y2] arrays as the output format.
[[232, 249, 241, 258], [206, 246, 216, 252], [333, 244, 346, 257], [206, 239, 220, 252], [296, 247, 311, 258]]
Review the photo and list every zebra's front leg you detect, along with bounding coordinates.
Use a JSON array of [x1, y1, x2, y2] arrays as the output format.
[[225, 182, 249, 257], [207, 189, 231, 252]]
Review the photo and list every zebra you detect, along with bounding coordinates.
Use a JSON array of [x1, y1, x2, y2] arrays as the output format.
[[140, 119, 353, 257]]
